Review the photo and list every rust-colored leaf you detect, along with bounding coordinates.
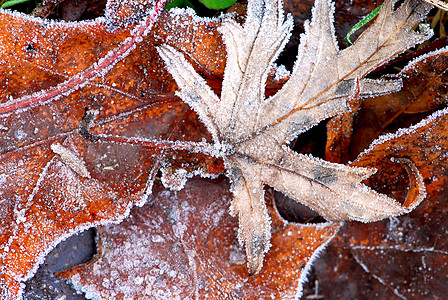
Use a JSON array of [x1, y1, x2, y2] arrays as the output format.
[[302, 107, 448, 299], [324, 83, 362, 164], [58, 177, 340, 299], [326, 48, 448, 163], [352, 50, 448, 157], [0, 1, 231, 297]]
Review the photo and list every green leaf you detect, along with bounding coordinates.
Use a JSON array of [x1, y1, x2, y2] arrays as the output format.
[[198, 0, 237, 10], [165, 0, 195, 10]]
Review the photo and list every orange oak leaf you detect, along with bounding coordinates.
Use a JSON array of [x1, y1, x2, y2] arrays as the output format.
[[0, 1, 233, 297]]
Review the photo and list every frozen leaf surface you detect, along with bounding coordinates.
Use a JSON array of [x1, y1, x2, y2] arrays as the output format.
[[349, 48, 448, 158], [157, 0, 432, 274], [0, 0, 442, 297], [302, 106, 448, 299], [0, 2, 232, 298], [59, 177, 340, 299]]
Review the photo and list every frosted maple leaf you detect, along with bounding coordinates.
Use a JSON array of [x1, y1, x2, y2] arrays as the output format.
[[157, 0, 431, 274]]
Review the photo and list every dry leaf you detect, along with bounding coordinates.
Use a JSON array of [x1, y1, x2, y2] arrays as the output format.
[[423, 0, 448, 11], [157, 0, 432, 274]]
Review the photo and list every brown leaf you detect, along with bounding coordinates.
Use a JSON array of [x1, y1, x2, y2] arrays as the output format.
[[349, 49, 448, 161], [58, 177, 340, 299], [302, 107, 448, 299]]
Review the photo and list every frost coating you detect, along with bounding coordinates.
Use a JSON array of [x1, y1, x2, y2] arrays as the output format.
[[360, 106, 448, 158], [0, 1, 170, 297], [0, 0, 168, 117], [158, 0, 432, 274], [160, 167, 188, 191], [0, 156, 130, 299]]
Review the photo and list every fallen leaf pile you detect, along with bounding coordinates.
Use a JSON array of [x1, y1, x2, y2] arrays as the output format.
[[0, 0, 447, 298]]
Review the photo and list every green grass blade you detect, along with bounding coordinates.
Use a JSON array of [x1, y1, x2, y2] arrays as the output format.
[[345, 4, 384, 45], [1, 0, 30, 8]]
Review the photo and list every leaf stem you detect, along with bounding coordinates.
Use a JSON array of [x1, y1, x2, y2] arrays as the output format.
[[95, 134, 222, 157], [78, 109, 222, 157]]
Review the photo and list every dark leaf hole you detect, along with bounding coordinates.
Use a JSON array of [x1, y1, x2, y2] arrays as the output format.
[[23, 228, 97, 299], [57, 0, 107, 21], [25, 43, 35, 52], [393, 0, 406, 11], [291, 120, 328, 159], [45, 227, 97, 273], [274, 191, 327, 224]]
